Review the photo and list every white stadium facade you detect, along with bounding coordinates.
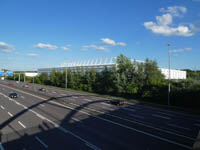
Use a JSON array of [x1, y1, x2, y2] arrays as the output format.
[[38, 57, 186, 80]]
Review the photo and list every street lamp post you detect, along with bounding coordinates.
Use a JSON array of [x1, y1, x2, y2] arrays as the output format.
[[65, 68, 67, 89], [168, 43, 171, 106]]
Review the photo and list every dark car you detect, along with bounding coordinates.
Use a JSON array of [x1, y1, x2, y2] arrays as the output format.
[[9, 93, 18, 98], [110, 100, 124, 106], [39, 88, 46, 92]]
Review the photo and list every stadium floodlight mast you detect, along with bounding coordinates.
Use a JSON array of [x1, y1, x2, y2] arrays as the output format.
[[168, 43, 171, 106]]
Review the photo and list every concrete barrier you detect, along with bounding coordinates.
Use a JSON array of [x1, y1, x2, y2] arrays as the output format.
[[193, 131, 200, 150]]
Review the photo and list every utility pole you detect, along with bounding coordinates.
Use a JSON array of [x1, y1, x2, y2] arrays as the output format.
[[24, 71, 26, 82], [65, 68, 67, 89], [18, 73, 20, 82], [168, 43, 171, 106]]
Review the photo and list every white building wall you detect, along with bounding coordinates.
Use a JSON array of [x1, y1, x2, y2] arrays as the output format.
[[38, 57, 187, 80], [159, 68, 186, 80]]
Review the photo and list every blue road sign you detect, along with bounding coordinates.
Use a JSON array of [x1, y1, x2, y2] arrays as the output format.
[[0, 72, 4, 76], [6, 72, 13, 76]]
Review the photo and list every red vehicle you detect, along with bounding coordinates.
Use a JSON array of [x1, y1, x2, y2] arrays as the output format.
[[27, 83, 31, 86], [8, 83, 14, 86]]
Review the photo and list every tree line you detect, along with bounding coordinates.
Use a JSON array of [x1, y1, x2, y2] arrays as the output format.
[[6, 54, 200, 109]]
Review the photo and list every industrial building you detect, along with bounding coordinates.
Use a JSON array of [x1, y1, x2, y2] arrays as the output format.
[[38, 57, 186, 80]]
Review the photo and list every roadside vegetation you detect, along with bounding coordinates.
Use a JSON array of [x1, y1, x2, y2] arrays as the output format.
[[6, 54, 200, 110]]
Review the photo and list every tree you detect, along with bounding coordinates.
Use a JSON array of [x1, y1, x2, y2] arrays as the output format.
[[50, 69, 57, 86]]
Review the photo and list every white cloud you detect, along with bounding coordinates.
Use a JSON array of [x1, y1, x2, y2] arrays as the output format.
[[82, 44, 106, 51], [160, 6, 187, 17], [33, 43, 58, 50], [144, 6, 195, 36], [0, 42, 14, 52], [62, 46, 70, 50], [27, 53, 38, 56], [170, 47, 192, 53], [101, 38, 126, 46]]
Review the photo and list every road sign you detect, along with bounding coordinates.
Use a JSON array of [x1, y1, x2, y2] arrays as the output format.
[[6, 72, 13, 76], [0, 72, 4, 76]]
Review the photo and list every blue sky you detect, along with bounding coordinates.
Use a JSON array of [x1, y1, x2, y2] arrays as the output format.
[[0, 0, 200, 71]]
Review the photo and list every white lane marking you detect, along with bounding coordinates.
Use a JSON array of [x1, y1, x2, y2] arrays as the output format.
[[18, 121, 26, 128], [194, 123, 200, 127], [84, 99, 92, 102], [71, 117, 82, 122], [40, 104, 45, 107], [101, 102, 111, 106], [35, 136, 48, 148], [85, 142, 100, 150], [129, 114, 144, 119], [122, 107, 136, 112], [51, 101, 192, 150], [168, 124, 191, 131], [0, 106, 5, 110], [102, 106, 114, 111], [21, 96, 24, 99], [152, 114, 171, 120], [0, 142, 5, 150], [0, 86, 101, 150], [157, 112, 173, 116], [8, 112, 13, 117], [73, 96, 78, 99]]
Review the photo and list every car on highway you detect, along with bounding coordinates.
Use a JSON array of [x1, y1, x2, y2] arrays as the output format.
[[39, 88, 46, 92], [27, 83, 32, 86], [23, 84, 29, 88], [109, 100, 124, 106], [8, 83, 14, 86], [9, 92, 18, 98]]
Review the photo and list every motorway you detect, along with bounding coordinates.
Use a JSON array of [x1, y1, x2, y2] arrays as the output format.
[[0, 80, 200, 150]]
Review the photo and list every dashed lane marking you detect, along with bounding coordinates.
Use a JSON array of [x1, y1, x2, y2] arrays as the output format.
[[152, 114, 171, 120], [35, 136, 48, 148], [8, 112, 13, 117], [18, 121, 26, 128]]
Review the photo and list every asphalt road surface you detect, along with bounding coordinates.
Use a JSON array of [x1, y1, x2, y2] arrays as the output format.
[[0, 80, 199, 150]]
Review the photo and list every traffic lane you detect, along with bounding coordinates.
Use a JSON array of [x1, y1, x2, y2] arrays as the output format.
[[3, 121, 93, 150], [0, 84, 196, 148], [62, 101, 195, 148], [0, 101, 25, 137], [0, 92, 46, 131], [0, 85, 193, 150], [0, 92, 100, 150], [57, 95, 199, 138], [47, 101, 193, 150], [0, 84, 198, 142]]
